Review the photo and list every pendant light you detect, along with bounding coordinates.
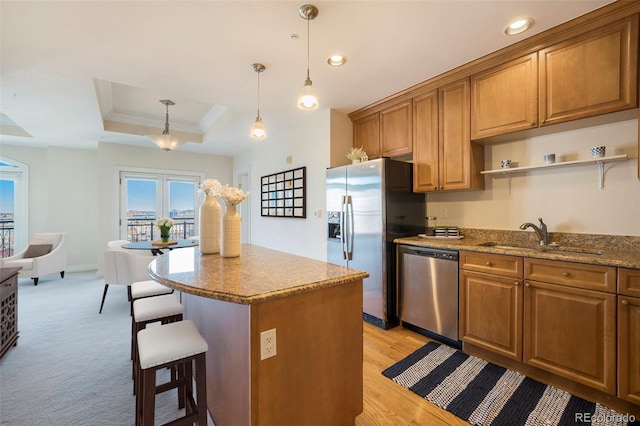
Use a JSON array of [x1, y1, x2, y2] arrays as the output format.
[[146, 99, 184, 151], [250, 63, 267, 139], [297, 4, 319, 111]]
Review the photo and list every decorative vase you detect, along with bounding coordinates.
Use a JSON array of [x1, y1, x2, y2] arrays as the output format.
[[160, 227, 170, 243], [221, 204, 241, 258], [199, 194, 221, 254]]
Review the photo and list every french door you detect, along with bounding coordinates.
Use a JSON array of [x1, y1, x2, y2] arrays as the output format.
[[119, 170, 202, 242]]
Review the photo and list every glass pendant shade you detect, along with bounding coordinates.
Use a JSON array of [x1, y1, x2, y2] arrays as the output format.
[[147, 133, 184, 151], [297, 77, 319, 110], [250, 115, 266, 139]]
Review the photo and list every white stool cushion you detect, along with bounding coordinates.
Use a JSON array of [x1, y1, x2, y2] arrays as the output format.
[[133, 294, 184, 323], [131, 280, 173, 299], [137, 320, 208, 369]]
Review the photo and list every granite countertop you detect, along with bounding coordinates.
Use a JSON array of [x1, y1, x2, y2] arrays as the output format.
[[394, 235, 640, 269], [148, 244, 369, 304]]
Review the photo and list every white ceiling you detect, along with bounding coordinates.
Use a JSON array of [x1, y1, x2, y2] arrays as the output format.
[[0, 1, 615, 157]]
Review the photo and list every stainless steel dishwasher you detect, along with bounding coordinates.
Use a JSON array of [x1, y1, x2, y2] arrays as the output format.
[[397, 245, 461, 348]]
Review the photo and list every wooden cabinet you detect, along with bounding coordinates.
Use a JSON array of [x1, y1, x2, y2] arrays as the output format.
[[618, 268, 640, 404], [0, 267, 20, 359], [413, 79, 484, 192], [380, 100, 412, 158], [459, 252, 523, 360], [352, 100, 412, 160], [471, 53, 538, 139], [618, 294, 640, 405], [523, 259, 617, 395], [353, 113, 379, 159], [524, 257, 616, 293], [539, 15, 638, 127]]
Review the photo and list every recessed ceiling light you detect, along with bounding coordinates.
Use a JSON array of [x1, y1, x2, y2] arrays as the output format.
[[504, 18, 534, 35], [327, 55, 347, 67]]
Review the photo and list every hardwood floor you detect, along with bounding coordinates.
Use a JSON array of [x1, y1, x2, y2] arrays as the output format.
[[356, 322, 468, 426]]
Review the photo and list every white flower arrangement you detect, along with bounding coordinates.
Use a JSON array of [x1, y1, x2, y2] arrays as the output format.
[[218, 185, 250, 206], [156, 217, 174, 228], [200, 178, 223, 196], [346, 147, 368, 161]]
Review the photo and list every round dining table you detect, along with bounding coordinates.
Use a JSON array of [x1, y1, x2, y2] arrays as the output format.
[[122, 239, 199, 256]]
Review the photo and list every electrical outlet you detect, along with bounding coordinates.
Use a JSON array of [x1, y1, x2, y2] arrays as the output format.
[[260, 328, 277, 360], [440, 208, 448, 219]]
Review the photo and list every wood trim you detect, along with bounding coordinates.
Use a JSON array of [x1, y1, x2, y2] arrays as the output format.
[[348, 1, 640, 121]]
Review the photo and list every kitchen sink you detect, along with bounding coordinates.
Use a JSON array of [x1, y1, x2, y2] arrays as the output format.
[[477, 242, 539, 251], [478, 241, 603, 256]]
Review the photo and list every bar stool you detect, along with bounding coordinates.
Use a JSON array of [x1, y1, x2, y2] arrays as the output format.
[[131, 294, 184, 390], [136, 320, 208, 426], [130, 280, 173, 315]]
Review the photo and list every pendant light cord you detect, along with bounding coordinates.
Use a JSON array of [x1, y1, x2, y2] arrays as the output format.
[[306, 16, 311, 80], [163, 104, 170, 135], [257, 70, 261, 118]]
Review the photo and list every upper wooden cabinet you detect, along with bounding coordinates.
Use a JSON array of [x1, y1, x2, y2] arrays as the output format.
[[539, 15, 638, 126], [353, 113, 380, 160], [413, 79, 484, 192], [471, 53, 538, 139], [352, 100, 412, 160]]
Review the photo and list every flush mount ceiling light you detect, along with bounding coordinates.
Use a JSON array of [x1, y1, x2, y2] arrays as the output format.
[[146, 100, 184, 151], [297, 4, 319, 111], [250, 63, 267, 140], [504, 18, 534, 35], [327, 55, 347, 67]]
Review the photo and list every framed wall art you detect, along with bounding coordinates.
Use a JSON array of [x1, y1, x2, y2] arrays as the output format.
[[260, 166, 306, 218]]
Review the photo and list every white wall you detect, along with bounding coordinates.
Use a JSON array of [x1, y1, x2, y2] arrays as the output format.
[[233, 110, 332, 261], [427, 117, 640, 236], [0, 145, 99, 271]]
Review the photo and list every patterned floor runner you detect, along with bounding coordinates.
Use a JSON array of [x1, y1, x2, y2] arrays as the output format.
[[382, 341, 639, 426]]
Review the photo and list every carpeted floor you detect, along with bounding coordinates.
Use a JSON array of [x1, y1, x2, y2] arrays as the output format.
[[0, 271, 213, 426], [383, 341, 638, 426]]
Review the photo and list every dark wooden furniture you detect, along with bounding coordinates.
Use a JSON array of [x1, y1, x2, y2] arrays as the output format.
[[0, 267, 21, 359]]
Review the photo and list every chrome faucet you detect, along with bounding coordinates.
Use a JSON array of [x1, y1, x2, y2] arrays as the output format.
[[519, 217, 549, 245]]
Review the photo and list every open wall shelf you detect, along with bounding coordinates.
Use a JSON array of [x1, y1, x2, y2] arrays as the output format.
[[481, 154, 629, 191]]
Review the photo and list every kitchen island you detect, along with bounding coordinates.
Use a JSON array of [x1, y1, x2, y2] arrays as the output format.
[[148, 244, 369, 426]]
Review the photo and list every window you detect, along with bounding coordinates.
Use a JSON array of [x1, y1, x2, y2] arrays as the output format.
[[0, 158, 28, 257], [119, 169, 202, 242]]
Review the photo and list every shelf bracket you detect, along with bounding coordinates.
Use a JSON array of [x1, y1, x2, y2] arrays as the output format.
[[597, 161, 605, 190]]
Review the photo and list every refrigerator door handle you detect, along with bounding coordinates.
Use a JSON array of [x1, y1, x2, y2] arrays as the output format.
[[346, 195, 354, 260], [340, 195, 348, 259]]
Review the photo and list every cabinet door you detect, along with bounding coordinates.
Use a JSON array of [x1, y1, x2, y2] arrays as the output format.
[[460, 270, 522, 360], [380, 100, 412, 157], [471, 53, 538, 139], [353, 113, 380, 159], [524, 280, 616, 394], [618, 295, 640, 405], [439, 79, 484, 191], [412, 90, 439, 192], [539, 15, 638, 126]]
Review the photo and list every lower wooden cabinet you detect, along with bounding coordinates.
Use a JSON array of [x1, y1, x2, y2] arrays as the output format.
[[0, 267, 20, 359], [523, 280, 617, 395], [618, 295, 640, 404], [460, 269, 522, 360]]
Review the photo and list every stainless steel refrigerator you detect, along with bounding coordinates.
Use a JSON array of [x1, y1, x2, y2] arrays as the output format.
[[326, 158, 425, 329]]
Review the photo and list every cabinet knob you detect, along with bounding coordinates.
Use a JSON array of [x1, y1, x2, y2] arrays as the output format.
[[514, 281, 520, 286], [562, 272, 570, 278], [486, 262, 492, 267], [525, 283, 530, 287], [622, 299, 628, 305]]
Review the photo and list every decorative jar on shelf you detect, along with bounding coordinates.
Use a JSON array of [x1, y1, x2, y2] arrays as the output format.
[[221, 204, 241, 257], [199, 194, 221, 254]]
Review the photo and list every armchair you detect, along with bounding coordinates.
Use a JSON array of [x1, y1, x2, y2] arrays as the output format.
[[0, 233, 68, 286]]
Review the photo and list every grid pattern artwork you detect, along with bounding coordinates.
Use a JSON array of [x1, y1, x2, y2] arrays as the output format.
[[260, 166, 306, 218]]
